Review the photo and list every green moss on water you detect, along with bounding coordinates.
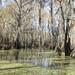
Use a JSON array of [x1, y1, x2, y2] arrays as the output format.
[[0, 61, 74, 75]]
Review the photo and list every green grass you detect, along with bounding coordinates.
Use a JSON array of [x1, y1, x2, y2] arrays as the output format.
[[0, 60, 74, 75]]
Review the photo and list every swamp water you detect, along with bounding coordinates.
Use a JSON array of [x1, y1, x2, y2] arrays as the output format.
[[20, 50, 75, 75], [0, 50, 75, 75]]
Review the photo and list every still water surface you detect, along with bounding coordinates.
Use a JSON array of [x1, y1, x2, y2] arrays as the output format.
[[23, 51, 75, 75]]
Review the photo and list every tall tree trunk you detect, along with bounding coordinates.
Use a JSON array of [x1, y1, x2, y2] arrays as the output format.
[[64, 18, 71, 56], [39, 1, 42, 51], [15, 32, 21, 60]]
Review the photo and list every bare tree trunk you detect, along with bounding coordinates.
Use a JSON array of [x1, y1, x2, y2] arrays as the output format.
[[39, 1, 42, 51], [64, 18, 71, 56], [15, 32, 21, 60]]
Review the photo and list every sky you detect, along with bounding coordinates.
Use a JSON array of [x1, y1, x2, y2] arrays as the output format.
[[0, 0, 12, 7]]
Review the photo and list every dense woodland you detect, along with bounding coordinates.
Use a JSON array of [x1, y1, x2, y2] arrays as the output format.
[[0, 0, 75, 59]]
